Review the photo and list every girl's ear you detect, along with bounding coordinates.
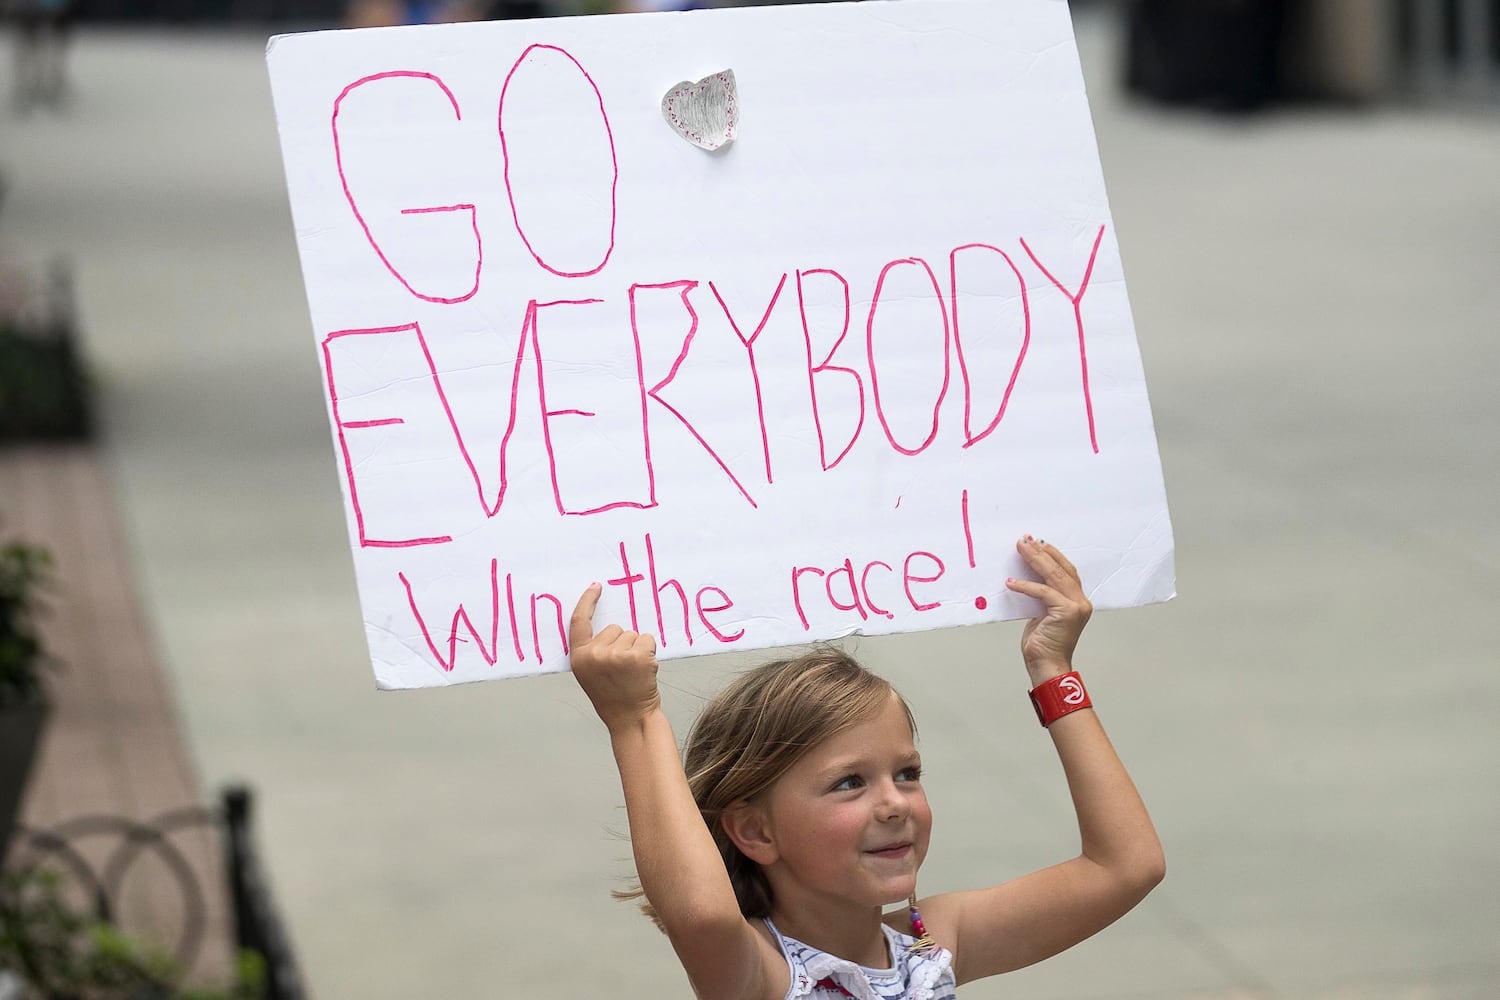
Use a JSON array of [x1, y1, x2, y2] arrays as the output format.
[[721, 802, 778, 866]]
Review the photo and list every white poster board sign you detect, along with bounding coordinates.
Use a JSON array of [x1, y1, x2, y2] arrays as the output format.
[[266, 0, 1175, 689]]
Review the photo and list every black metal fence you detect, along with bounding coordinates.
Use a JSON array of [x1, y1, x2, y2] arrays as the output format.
[[5, 786, 306, 1000], [221, 788, 303, 1000]]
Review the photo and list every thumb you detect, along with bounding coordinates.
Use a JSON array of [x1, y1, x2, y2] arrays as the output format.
[[568, 583, 603, 650]]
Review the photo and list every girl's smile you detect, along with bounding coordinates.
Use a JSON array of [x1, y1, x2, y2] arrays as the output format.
[[866, 842, 914, 860]]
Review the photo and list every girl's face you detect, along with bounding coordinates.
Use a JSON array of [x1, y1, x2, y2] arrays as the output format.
[[757, 693, 932, 915]]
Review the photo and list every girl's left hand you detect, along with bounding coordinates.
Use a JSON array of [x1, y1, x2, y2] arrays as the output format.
[[1004, 536, 1092, 683], [569, 583, 662, 733]]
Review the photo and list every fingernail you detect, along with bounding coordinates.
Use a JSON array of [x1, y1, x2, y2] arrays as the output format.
[[1022, 534, 1034, 543], [1006, 577, 1015, 584], [1038, 539, 1046, 545]]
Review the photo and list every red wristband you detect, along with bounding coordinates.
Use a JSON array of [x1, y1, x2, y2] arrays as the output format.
[[1029, 671, 1091, 727]]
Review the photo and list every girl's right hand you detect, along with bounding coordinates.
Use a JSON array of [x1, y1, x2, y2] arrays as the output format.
[[1004, 536, 1092, 684], [568, 583, 662, 732]]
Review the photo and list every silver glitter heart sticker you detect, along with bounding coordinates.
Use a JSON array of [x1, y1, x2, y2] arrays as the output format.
[[661, 69, 738, 151]]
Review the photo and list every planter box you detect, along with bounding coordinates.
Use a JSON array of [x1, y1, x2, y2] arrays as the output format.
[[0, 324, 91, 443]]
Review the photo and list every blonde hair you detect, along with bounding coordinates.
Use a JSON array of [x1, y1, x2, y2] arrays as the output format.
[[619, 648, 916, 927]]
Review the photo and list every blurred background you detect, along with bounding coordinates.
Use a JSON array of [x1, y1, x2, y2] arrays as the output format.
[[2, 1, 1497, 997]]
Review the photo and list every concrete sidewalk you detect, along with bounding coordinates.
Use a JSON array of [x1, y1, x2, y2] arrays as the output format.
[[2, 10, 1497, 998]]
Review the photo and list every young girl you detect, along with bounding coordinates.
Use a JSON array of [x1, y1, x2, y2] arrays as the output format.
[[568, 535, 1164, 999]]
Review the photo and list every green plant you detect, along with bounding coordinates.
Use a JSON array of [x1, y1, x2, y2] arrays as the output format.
[[0, 867, 266, 1000], [0, 539, 53, 709]]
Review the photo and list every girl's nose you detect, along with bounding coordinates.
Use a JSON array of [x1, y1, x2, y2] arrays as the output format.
[[877, 781, 911, 822]]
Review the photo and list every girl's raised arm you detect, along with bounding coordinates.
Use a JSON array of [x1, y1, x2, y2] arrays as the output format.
[[914, 537, 1166, 984], [569, 584, 776, 1000]]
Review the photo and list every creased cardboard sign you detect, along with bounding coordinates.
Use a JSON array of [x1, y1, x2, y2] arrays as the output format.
[[266, 0, 1175, 689]]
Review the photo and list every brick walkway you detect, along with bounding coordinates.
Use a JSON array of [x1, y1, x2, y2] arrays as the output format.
[[1, 444, 231, 981]]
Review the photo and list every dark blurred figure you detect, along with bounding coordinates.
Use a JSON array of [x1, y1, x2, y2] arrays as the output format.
[[344, 0, 485, 26], [7, 0, 76, 113], [611, 1, 707, 10], [484, 0, 545, 15], [343, 0, 552, 25], [1125, 0, 1288, 111]]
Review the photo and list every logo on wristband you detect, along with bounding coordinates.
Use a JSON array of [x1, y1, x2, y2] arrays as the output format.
[[1059, 675, 1086, 704], [1030, 671, 1091, 727]]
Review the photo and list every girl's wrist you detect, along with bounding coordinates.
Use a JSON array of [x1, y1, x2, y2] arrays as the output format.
[[604, 700, 665, 741], [1025, 659, 1074, 687]]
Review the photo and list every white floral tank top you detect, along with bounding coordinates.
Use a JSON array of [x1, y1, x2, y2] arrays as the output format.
[[766, 919, 958, 1000]]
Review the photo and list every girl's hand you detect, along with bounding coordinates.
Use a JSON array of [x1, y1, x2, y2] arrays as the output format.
[[1004, 536, 1092, 683], [568, 583, 662, 733]]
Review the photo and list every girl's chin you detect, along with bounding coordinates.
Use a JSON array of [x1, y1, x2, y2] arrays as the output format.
[[876, 876, 920, 905]]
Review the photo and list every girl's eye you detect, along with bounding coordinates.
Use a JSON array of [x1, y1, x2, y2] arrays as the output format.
[[896, 766, 923, 783], [831, 774, 864, 792]]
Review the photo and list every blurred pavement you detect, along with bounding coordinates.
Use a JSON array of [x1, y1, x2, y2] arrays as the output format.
[[2, 8, 1498, 998]]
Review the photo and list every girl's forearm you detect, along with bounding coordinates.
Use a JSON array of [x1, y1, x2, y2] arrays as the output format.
[[609, 708, 744, 928], [1047, 707, 1165, 888], [610, 710, 768, 999]]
